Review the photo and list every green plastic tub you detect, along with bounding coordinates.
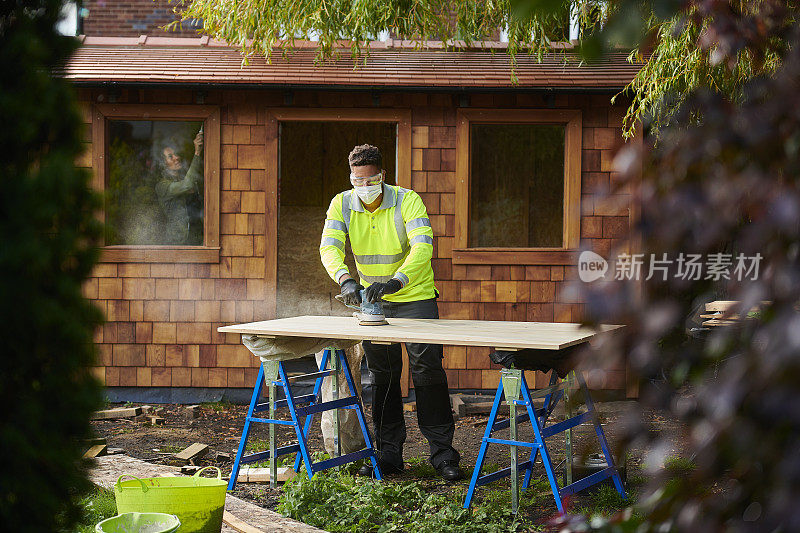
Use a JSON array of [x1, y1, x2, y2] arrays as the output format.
[[114, 467, 226, 533], [95, 512, 180, 533]]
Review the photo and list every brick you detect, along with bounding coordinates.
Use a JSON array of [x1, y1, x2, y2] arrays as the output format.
[[107, 300, 129, 321], [480, 281, 496, 302], [98, 278, 122, 299], [112, 343, 145, 366], [235, 300, 254, 322], [459, 369, 482, 389], [594, 127, 619, 150], [170, 301, 195, 322], [411, 171, 427, 191], [208, 368, 227, 388], [531, 281, 555, 302], [118, 322, 134, 342], [96, 344, 112, 366], [238, 145, 265, 169], [221, 191, 241, 213], [422, 149, 440, 171], [581, 216, 603, 238], [155, 279, 179, 299], [172, 367, 191, 387], [191, 368, 209, 387], [195, 301, 220, 322], [199, 345, 217, 367], [460, 280, 480, 301], [105, 367, 120, 387], [185, 344, 200, 367], [151, 367, 171, 387], [119, 367, 137, 387], [153, 322, 176, 344], [146, 344, 166, 366], [603, 216, 629, 238], [216, 279, 247, 300], [481, 303, 506, 321], [412, 148, 423, 171], [440, 149, 455, 172], [150, 264, 175, 277], [136, 367, 152, 387], [233, 125, 250, 144], [600, 149, 616, 172], [439, 193, 455, 214], [176, 322, 212, 344], [143, 300, 170, 321], [122, 278, 155, 300], [129, 300, 143, 322], [220, 235, 253, 257], [166, 345, 185, 367], [444, 346, 466, 369], [118, 264, 150, 277], [427, 172, 455, 193], [179, 279, 202, 300], [411, 126, 429, 147], [222, 145, 238, 169], [218, 344, 254, 367], [135, 322, 152, 343], [241, 191, 265, 213], [93, 264, 117, 277], [481, 370, 501, 390], [230, 169, 251, 190], [227, 368, 245, 388]]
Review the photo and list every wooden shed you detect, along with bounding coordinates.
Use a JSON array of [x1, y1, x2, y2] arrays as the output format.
[[61, 33, 641, 400]]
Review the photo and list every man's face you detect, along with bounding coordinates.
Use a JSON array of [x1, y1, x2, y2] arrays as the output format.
[[162, 147, 182, 171], [349, 164, 383, 186]]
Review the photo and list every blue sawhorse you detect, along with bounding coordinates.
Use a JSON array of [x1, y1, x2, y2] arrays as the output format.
[[463, 368, 626, 513], [228, 347, 382, 490]]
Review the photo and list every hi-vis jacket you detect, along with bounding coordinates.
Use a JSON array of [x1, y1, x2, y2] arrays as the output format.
[[320, 184, 436, 303]]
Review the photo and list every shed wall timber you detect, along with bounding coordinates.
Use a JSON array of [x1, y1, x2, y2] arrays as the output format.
[[78, 87, 632, 394]]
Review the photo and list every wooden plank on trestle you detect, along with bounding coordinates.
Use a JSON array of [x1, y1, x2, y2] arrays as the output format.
[[91, 407, 142, 420], [218, 316, 621, 351], [174, 443, 209, 463]]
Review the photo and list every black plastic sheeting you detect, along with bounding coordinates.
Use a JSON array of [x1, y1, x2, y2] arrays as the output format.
[[488, 345, 582, 378]]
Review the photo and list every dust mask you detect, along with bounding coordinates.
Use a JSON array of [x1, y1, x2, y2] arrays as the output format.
[[355, 182, 383, 203]]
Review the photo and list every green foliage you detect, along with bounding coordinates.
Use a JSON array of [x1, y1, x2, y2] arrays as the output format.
[[175, 0, 599, 66], [0, 1, 104, 530], [69, 488, 118, 533], [278, 468, 548, 532]]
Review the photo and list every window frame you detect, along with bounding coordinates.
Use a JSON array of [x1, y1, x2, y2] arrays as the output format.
[[92, 104, 221, 263], [453, 108, 582, 265]]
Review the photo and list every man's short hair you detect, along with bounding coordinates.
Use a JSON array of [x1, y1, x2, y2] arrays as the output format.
[[348, 144, 382, 168]]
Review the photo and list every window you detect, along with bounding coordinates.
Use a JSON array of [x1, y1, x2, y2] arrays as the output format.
[[454, 109, 582, 265], [93, 105, 220, 262]]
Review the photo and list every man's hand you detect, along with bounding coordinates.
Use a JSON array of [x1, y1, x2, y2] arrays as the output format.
[[340, 279, 364, 306], [364, 278, 402, 303], [193, 131, 204, 155]]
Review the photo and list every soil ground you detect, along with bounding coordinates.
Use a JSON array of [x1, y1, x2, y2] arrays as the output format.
[[91, 394, 689, 530]]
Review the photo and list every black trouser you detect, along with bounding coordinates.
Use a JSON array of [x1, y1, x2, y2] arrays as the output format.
[[363, 298, 459, 469]]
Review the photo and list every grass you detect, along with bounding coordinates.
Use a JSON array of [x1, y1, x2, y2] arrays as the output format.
[[72, 488, 117, 532], [200, 401, 234, 412], [278, 466, 551, 532]]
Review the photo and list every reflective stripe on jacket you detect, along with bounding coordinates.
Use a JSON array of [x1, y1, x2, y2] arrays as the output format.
[[320, 183, 436, 303]]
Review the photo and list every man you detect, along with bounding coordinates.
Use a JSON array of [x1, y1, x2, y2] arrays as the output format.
[[154, 129, 204, 245], [319, 144, 463, 481]]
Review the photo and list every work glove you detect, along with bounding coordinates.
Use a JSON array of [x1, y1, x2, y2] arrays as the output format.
[[364, 278, 402, 303], [340, 279, 364, 306]]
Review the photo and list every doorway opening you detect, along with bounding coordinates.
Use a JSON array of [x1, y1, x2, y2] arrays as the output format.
[[277, 121, 398, 318]]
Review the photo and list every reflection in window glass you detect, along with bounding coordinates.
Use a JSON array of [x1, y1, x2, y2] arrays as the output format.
[[106, 120, 204, 245], [469, 123, 565, 248]]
